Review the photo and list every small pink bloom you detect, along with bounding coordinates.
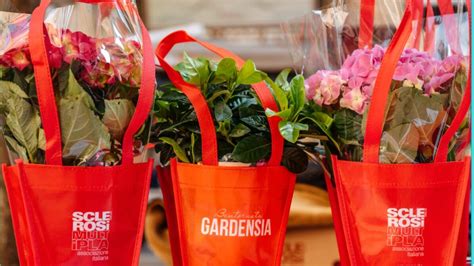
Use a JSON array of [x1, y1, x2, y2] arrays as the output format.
[[319, 73, 344, 105], [305, 70, 344, 106], [45, 35, 63, 69], [305, 72, 323, 99], [2, 47, 31, 70], [81, 61, 116, 88], [393, 62, 424, 83], [62, 29, 97, 63], [340, 87, 368, 114], [424, 72, 454, 94]]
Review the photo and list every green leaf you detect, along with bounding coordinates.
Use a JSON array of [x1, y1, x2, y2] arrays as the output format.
[[4, 135, 29, 161], [13, 69, 28, 91], [232, 135, 271, 163], [265, 107, 292, 120], [380, 123, 419, 163], [5, 96, 41, 162], [278, 121, 308, 143], [63, 69, 95, 109], [214, 58, 238, 83], [333, 108, 363, 143], [385, 86, 446, 152], [236, 60, 266, 85], [229, 123, 251, 138], [176, 52, 211, 87], [214, 101, 233, 122], [0, 80, 29, 99], [0, 66, 8, 79], [59, 95, 111, 163], [102, 99, 135, 140], [38, 129, 46, 151], [312, 111, 333, 129], [282, 146, 308, 174], [265, 77, 288, 111], [159, 137, 190, 163], [239, 106, 268, 131], [289, 75, 306, 118], [275, 68, 291, 91]]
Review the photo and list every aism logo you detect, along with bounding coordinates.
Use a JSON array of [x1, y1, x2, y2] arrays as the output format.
[[386, 208, 426, 257], [72, 211, 111, 261]]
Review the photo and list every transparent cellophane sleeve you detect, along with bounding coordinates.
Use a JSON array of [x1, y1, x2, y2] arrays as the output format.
[[0, 1, 153, 166], [281, 0, 470, 163]]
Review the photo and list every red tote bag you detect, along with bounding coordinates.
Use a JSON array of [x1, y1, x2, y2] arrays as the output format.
[[155, 31, 296, 266], [2, 0, 155, 265], [326, 1, 471, 265]]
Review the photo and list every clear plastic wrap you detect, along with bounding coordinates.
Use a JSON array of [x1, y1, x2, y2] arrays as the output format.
[[0, 0, 152, 166], [282, 1, 470, 163]]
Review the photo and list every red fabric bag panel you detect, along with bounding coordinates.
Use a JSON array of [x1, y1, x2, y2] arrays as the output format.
[[3, 161, 153, 265], [156, 31, 296, 266], [2, 0, 156, 265]]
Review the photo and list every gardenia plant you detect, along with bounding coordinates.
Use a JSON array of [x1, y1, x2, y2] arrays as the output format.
[[0, 25, 149, 166], [152, 54, 309, 173]]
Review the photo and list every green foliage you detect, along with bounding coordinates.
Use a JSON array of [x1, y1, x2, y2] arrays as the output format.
[[0, 63, 146, 165], [152, 55, 274, 167]]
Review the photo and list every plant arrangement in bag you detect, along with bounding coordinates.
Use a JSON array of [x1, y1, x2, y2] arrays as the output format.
[[267, 46, 469, 163], [151, 54, 309, 173], [0, 25, 149, 166]]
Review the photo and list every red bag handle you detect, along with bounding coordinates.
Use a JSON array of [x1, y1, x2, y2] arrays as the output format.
[[434, 0, 471, 162], [29, 0, 155, 165], [359, 0, 375, 48], [155, 30, 284, 166], [359, 0, 457, 49], [363, 0, 471, 163]]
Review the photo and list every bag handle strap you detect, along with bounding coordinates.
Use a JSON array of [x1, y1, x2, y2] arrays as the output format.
[[363, 0, 471, 163], [155, 30, 284, 166], [30, 0, 155, 165], [359, 0, 456, 49], [434, 1, 471, 162], [362, 1, 415, 162]]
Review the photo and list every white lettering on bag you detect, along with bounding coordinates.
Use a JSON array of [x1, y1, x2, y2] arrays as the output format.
[[71, 211, 111, 261], [200, 209, 272, 237], [386, 208, 426, 257]]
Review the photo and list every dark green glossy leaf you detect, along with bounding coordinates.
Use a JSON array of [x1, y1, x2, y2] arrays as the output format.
[[229, 123, 251, 138], [232, 135, 270, 163], [214, 101, 233, 122]]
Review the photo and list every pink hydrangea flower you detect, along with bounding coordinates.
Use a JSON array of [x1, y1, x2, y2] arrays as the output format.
[[423, 55, 465, 93], [62, 29, 97, 63], [340, 87, 368, 114], [340, 45, 385, 91], [45, 35, 63, 69], [81, 60, 116, 88], [1, 47, 31, 70], [305, 70, 344, 105]]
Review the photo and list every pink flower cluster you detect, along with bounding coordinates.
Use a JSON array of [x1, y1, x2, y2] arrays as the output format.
[[305, 46, 465, 114], [0, 25, 143, 88]]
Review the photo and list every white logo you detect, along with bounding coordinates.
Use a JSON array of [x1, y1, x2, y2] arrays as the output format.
[[72, 211, 111, 261], [386, 208, 426, 257]]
